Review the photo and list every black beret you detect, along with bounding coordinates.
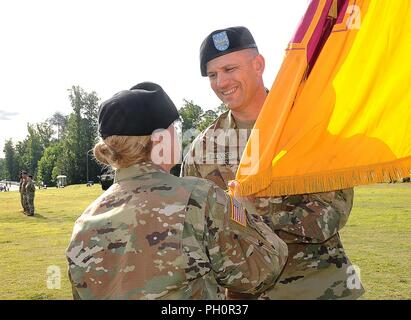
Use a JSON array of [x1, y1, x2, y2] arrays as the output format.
[[98, 82, 179, 138], [21, 171, 28, 175], [200, 26, 258, 76]]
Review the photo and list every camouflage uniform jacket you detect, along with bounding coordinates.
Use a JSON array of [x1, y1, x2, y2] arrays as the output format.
[[20, 179, 28, 211], [66, 161, 288, 300], [20, 179, 29, 194], [25, 180, 36, 194], [182, 111, 364, 300]]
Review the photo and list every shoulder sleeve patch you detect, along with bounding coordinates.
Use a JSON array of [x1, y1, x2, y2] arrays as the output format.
[[230, 196, 247, 227]]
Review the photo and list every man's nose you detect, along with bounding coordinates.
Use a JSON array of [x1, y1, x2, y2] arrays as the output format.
[[215, 73, 229, 88]]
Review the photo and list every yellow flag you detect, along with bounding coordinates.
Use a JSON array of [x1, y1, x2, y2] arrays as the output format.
[[236, 0, 411, 196]]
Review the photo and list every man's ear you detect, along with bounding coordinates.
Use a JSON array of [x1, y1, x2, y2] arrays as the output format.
[[254, 54, 265, 75]]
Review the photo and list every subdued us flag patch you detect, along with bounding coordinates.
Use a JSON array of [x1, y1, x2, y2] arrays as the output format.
[[231, 197, 247, 227]]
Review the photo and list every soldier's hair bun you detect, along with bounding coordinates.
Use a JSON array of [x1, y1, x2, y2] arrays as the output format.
[[94, 135, 152, 169]]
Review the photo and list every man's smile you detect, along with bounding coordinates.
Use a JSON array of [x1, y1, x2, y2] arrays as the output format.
[[221, 86, 238, 96]]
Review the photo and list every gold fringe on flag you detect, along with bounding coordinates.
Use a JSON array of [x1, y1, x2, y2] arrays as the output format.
[[237, 157, 411, 197]]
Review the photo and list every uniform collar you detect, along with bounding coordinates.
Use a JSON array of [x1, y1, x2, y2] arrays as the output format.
[[114, 161, 167, 183], [213, 110, 238, 130], [213, 110, 257, 130]]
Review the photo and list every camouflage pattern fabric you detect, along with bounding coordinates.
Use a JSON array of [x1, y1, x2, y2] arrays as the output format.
[[182, 111, 243, 186], [25, 179, 36, 215], [182, 110, 365, 300], [19, 179, 28, 212], [66, 161, 288, 300]]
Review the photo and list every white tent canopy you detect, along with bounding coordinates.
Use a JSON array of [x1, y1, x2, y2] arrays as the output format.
[[56, 175, 67, 188]]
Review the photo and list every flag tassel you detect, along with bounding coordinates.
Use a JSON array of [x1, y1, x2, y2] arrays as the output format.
[[236, 157, 411, 197]]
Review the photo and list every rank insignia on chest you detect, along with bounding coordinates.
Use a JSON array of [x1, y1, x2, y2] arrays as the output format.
[[231, 197, 247, 227]]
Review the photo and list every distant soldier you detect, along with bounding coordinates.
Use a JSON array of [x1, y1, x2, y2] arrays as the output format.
[[19, 171, 29, 214], [25, 174, 36, 216], [66, 82, 288, 300]]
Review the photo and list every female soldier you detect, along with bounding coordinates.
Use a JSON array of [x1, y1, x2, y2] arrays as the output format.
[[66, 82, 287, 300]]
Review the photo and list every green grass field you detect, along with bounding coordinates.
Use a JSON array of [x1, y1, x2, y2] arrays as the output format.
[[0, 183, 410, 300]]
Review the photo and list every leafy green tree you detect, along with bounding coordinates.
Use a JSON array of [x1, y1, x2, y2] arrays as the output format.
[[26, 125, 42, 175], [215, 103, 228, 116], [179, 99, 203, 132], [22, 123, 53, 176], [0, 158, 4, 179], [179, 100, 228, 157], [198, 109, 218, 132], [3, 139, 19, 180], [35, 121, 55, 149], [179, 100, 203, 154], [14, 140, 28, 175], [51, 165, 62, 184], [48, 112, 68, 141], [11, 122, 55, 179], [2, 86, 100, 185], [180, 101, 228, 133], [82, 90, 100, 138], [62, 86, 100, 184], [82, 89, 100, 181], [37, 143, 64, 186]]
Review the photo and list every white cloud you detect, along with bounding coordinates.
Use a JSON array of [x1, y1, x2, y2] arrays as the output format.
[[0, 110, 19, 120]]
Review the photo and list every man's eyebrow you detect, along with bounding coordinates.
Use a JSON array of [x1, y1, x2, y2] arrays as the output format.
[[224, 64, 239, 68], [207, 63, 240, 75]]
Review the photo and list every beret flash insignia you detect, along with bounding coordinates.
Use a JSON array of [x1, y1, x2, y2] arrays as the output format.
[[212, 31, 230, 51]]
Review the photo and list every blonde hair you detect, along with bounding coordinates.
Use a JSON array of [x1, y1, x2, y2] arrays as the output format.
[[93, 135, 152, 169]]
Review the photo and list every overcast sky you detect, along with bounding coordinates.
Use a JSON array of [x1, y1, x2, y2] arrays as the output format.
[[0, 0, 308, 157]]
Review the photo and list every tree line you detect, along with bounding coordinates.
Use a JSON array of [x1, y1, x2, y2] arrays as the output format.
[[0, 87, 227, 186], [1, 86, 100, 186]]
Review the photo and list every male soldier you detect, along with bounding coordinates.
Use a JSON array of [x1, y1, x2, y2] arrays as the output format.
[[66, 82, 288, 300], [19, 171, 28, 214], [182, 26, 364, 299], [25, 174, 36, 216]]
